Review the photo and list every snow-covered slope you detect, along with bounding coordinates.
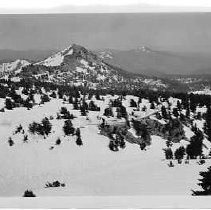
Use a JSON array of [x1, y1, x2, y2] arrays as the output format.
[[0, 59, 30, 74], [0, 91, 210, 196], [36, 45, 73, 67], [191, 88, 211, 95]]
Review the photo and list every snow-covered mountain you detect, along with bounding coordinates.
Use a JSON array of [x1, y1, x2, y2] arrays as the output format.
[[2, 44, 209, 93], [15, 44, 172, 91], [0, 59, 30, 74]]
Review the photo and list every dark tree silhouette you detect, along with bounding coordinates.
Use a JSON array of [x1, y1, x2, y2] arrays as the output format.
[[23, 190, 36, 197], [172, 108, 179, 118], [41, 117, 52, 136], [161, 105, 168, 119], [8, 137, 14, 146], [186, 130, 203, 159], [193, 166, 211, 195], [204, 106, 211, 142], [23, 135, 28, 143], [63, 120, 75, 136], [174, 146, 185, 163], [164, 148, 173, 160], [76, 136, 83, 146], [55, 138, 61, 145], [5, 98, 13, 110], [130, 99, 137, 107]]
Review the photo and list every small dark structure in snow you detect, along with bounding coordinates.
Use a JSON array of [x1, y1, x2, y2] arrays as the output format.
[[23, 190, 36, 197], [45, 181, 65, 188]]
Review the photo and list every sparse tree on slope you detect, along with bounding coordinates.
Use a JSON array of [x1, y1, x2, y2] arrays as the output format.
[[63, 120, 75, 136]]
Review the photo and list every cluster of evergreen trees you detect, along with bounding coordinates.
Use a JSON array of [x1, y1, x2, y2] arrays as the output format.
[[29, 117, 52, 137], [164, 126, 204, 163], [58, 107, 75, 120], [108, 127, 126, 152]]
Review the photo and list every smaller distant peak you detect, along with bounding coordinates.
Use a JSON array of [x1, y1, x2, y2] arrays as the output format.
[[137, 46, 153, 53]]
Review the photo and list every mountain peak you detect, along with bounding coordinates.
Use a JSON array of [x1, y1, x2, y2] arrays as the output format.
[[36, 43, 99, 67]]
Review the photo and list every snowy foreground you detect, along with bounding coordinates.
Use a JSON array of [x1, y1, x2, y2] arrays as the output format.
[[0, 97, 210, 197]]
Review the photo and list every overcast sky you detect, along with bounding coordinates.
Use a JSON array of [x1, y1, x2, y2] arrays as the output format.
[[1, 13, 211, 52]]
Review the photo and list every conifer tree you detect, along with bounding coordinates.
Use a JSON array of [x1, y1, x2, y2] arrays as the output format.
[[174, 146, 185, 163], [55, 138, 61, 145], [41, 117, 52, 136], [5, 98, 13, 110], [193, 166, 211, 195], [204, 106, 211, 142], [161, 105, 168, 119], [163, 148, 173, 159], [8, 137, 14, 146], [76, 136, 83, 146], [130, 99, 137, 107], [186, 130, 203, 159], [172, 108, 179, 118], [63, 120, 75, 136]]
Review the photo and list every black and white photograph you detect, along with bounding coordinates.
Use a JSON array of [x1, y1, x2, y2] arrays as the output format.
[[0, 0, 211, 208]]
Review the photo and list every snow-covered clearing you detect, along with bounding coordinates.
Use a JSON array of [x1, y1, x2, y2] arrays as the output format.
[[0, 97, 209, 196]]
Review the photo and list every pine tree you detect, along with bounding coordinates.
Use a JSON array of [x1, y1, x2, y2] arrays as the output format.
[[168, 160, 174, 167], [68, 95, 73, 103], [177, 100, 182, 111], [174, 146, 185, 163], [75, 128, 81, 137], [150, 102, 155, 109], [104, 107, 113, 117], [172, 108, 179, 118], [23, 190, 36, 197], [130, 99, 137, 107], [161, 105, 168, 119], [23, 97, 33, 109], [73, 98, 79, 110], [193, 166, 211, 195], [41, 117, 52, 136], [8, 137, 14, 146], [163, 148, 173, 159], [63, 120, 75, 136], [76, 136, 83, 146], [23, 135, 28, 143], [5, 98, 13, 110], [186, 106, 190, 118], [50, 91, 57, 98], [55, 138, 61, 145], [190, 101, 197, 113], [186, 130, 203, 159], [41, 94, 50, 104], [108, 140, 118, 152], [204, 106, 211, 142], [80, 106, 87, 116]]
